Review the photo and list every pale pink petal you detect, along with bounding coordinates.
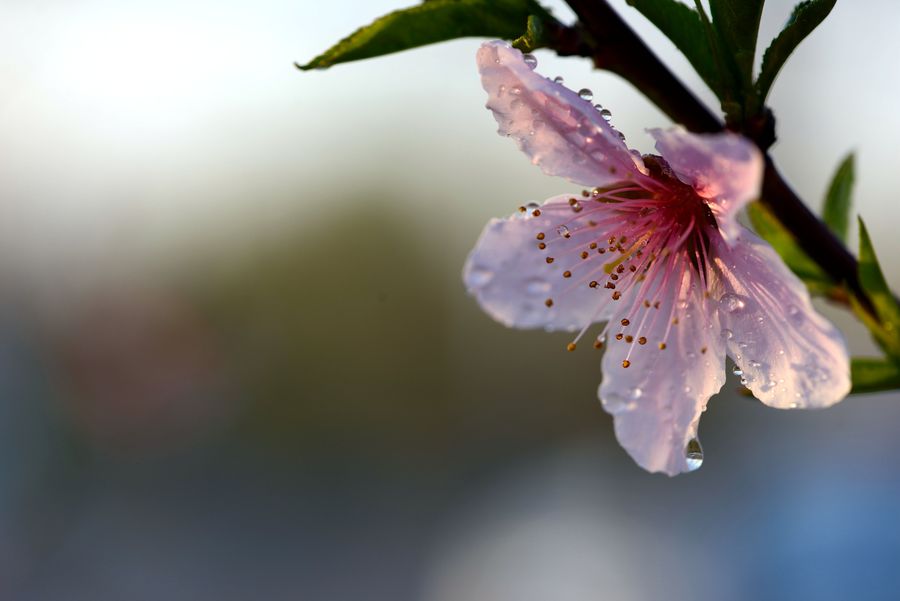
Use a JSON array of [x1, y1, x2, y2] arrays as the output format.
[[711, 230, 850, 409], [649, 128, 763, 243], [599, 267, 726, 476], [464, 194, 627, 331], [477, 41, 648, 187]]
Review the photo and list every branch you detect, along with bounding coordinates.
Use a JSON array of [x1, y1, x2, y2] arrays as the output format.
[[559, 0, 874, 314]]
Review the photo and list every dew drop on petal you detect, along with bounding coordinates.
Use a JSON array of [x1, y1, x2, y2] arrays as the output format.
[[552, 76, 564, 84], [629, 387, 643, 399], [468, 266, 494, 288], [685, 438, 704, 471], [525, 278, 551, 296], [719, 293, 746, 313], [600, 108, 612, 120], [522, 53, 537, 69], [721, 329, 733, 340], [578, 88, 593, 101], [556, 225, 570, 238], [732, 365, 743, 376]]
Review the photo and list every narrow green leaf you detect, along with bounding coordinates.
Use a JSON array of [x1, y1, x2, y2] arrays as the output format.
[[851, 357, 900, 394], [512, 14, 546, 53], [708, 0, 764, 89], [625, 0, 721, 99], [297, 0, 552, 71], [747, 202, 832, 294], [822, 153, 855, 242], [757, 0, 837, 102], [857, 218, 900, 358]]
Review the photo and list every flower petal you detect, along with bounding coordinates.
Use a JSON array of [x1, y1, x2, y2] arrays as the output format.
[[599, 267, 726, 476], [477, 41, 648, 187], [711, 230, 851, 409], [649, 128, 763, 244], [464, 194, 627, 332]]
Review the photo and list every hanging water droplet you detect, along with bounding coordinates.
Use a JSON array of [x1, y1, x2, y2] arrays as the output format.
[[556, 225, 570, 238], [522, 54, 537, 69], [467, 266, 494, 288], [553, 76, 564, 84], [578, 88, 593, 101], [740, 377, 748, 386], [600, 108, 612, 120], [594, 103, 604, 111], [685, 438, 704, 471], [525, 278, 551, 296], [719, 293, 746, 313], [732, 365, 743, 376], [721, 329, 734, 340]]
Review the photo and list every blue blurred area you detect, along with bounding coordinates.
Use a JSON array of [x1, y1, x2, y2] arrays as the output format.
[[1, 0, 900, 599]]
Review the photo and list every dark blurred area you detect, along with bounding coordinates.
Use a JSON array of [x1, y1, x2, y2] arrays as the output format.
[[3, 0, 900, 598], [0, 200, 898, 600]]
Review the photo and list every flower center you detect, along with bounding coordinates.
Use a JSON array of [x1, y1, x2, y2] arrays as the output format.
[[532, 158, 719, 363]]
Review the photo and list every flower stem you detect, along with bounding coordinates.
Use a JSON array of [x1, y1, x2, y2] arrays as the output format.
[[559, 0, 875, 315]]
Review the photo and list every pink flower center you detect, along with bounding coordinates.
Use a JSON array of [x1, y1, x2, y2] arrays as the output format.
[[531, 157, 719, 364]]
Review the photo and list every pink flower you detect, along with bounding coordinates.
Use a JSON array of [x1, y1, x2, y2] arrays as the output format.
[[464, 41, 850, 475]]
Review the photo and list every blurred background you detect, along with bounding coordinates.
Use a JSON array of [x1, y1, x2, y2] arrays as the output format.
[[1, 0, 900, 598]]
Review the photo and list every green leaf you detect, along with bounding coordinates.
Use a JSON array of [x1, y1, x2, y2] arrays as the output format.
[[851, 357, 900, 394], [297, 0, 552, 71], [625, 0, 721, 99], [747, 202, 832, 294], [512, 14, 546, 53], [857, 218, 900, 358], [756, 0, 837, 102], [708, 0, 764, 89], [822, 153, 855, 242]]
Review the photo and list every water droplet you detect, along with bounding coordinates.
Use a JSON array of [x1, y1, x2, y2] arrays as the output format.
[[525, 278, 551, 296], [732, 365, 743, 376], [684, 385, 693, 393], [510, 86, 522, 95], [578, 88, 593, 101], [721, 329, 733, 340], [599, 108, 612, 120], [552, 76, 564, 84], [522, 54, 537, 69], [468, 266, 494, 288], [749, 360, 762, 368], [740, 377, 748, 386], [601, 392, 636, 414], [685, 438, 703, 471], [719, 293, 746, 313], [594, 103, 604, 111], [629, 387, 643, 399], [497, 84, 507, 96], [556, 225, 570, 238]]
